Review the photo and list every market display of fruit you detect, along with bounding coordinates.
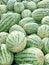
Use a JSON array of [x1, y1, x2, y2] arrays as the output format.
[[0, 0, 49, 65]]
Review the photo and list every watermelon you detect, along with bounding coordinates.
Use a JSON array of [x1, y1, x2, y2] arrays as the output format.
[[27, 1, 36, 11], [26, 34, 43, 49], [21, 9, 31, 18], [14, 2, 25, 13], [7, 0, 16, 10], [0, 5, 7, 14], [15, 47, 44, 65], [22, 1, 28, 9], [32, 8, 49, 21], [24, 22, 39, 34], [44, 54, 49, 65], [42, 37, 49, 54], [6, 31, 26, 53], [37, 25, 49, 38], [41, 16, 49, 25], [0, 13, 21, 32], [0, 44, 14, 65], [38, 0, 49, 8]]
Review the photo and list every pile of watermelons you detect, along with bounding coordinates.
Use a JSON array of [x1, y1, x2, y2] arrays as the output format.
[[0, 0, 49, 65]]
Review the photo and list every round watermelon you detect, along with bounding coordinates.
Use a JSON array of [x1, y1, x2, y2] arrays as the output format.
[[22, 1, 28, 9], [0, 5, 7, 14], [6, 31, 26, 53], [41, 16, 49, 25], [26, 34, 43, 49], [15, 47, 44, 65], [7, 0, 16, 10], [37, 25, 49, 38], [27, 1, 36, 11], [14, 2, 25, 13], [21, 9, 31, 18], [24, 22, 39, 34]]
